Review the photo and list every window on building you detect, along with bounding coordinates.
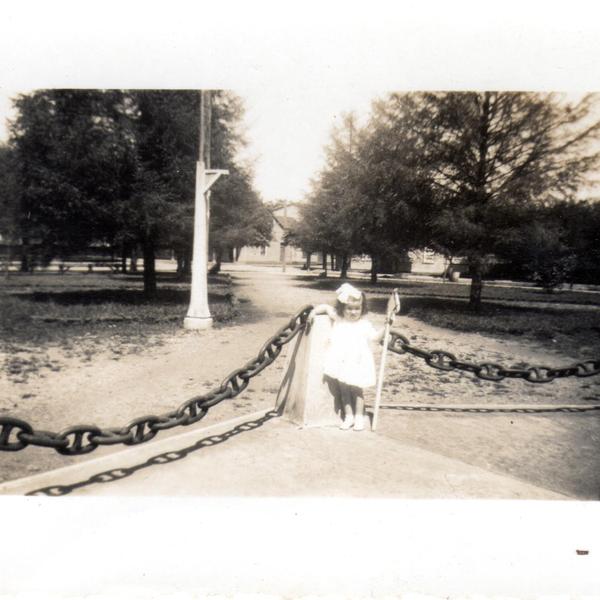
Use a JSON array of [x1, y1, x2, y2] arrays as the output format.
[[422, 249, 435, 264]]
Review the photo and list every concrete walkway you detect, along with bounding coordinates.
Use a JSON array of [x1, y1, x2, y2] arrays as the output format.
[[0, 409, 568, 498]]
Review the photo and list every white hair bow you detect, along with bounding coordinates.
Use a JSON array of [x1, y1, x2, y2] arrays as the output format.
[[336, 283, 362, 303]]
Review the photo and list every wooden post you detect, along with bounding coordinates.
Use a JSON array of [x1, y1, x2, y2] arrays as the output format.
[[372, 289, 400, 431]]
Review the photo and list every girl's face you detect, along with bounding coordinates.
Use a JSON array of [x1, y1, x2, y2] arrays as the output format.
[[343, 298, 363, 321]]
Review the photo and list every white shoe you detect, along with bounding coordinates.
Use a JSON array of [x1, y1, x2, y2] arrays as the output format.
[[353, 416, 365, 431], [340, 418, 354, 430]]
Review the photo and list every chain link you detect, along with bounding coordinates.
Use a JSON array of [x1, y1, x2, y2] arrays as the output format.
[[388, 330, 600, 384], [0, 305, 313, 455], [575, 360, 600, 377], [0, 417, 33, 451], [3, 309, 597, 456], [56, 425, 103, 456], [426, 350, 456, 371]]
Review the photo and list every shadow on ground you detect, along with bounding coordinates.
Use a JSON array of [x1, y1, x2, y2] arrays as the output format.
[[19, 288, 231, 306], [25, 410, 278, 497], [292, 275, 600, 305], [7, 273, 231, 306]]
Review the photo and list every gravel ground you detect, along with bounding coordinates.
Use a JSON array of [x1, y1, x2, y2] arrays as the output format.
[[1, 264, 599, 498]]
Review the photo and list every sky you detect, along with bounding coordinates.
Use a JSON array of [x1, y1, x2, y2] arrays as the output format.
[[239, 84, 377, 202], [1, 1, 600, 204]]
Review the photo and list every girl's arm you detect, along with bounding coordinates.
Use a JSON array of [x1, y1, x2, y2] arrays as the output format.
[[309, 303, 337, 322], [371, 313, 396, 342], [373, 326, 386, 343]]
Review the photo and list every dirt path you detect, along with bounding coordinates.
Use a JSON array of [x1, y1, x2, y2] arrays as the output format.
[[1, 264, 599, 498]]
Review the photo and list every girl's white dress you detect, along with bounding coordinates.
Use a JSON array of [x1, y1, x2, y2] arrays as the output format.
[[322, 318, 378, 388]]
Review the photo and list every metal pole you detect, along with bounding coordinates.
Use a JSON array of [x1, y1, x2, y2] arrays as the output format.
[[184, 91, 213, 330]]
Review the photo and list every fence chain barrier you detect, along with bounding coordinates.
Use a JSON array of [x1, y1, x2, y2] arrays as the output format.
[[0, 305, 313, 455], [387, 330, 600, 383], [2, 308, 599, 455]]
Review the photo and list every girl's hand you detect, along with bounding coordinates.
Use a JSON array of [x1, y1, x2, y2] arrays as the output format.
[[309, 304, 336, 323]]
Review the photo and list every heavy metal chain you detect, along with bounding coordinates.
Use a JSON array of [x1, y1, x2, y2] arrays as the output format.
[[3, 308, 598, 456], [0, 305, 313, 456], [387, 330, 600, 383]]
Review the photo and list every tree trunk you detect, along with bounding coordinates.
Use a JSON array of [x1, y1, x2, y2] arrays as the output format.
[[370, 254, 378, 284], [130, 246, 138, 273], [469, 261, 484, 308], [183, 246, 192, 276], [305, 252, 312, 270], [20, 237, 30, 272], [3, 236, 13, 279], [142, 240, 157, 299], [121, 243, 128, 274], [322, 250, 327, 272], [176, 248, 191, 278], [340, 254, 349, 279], [176, 252, 185, 275]]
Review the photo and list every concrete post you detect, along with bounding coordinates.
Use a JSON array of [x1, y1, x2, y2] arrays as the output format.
[[275, 315, 341, 427], [184, 161, 212, 330]]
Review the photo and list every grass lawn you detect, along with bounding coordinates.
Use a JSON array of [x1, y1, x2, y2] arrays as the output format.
[[0, 271, 237, 380], [298, 275, 600, 359], [2, 269, 599, 380]]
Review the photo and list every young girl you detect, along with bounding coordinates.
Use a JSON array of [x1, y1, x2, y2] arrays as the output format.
[[309, 283, 391, 431]]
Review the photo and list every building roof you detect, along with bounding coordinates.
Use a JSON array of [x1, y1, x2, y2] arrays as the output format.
[[272, 214, 297, 231]]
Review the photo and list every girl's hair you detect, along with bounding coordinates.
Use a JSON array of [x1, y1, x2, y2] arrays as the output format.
[[335, 292, 368, 317]]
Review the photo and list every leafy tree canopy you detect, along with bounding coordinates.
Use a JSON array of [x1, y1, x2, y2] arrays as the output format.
[[9, 89, 270, 295]]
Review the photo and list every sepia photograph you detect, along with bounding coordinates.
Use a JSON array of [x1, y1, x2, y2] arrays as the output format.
[[1, 1, 599, 598]]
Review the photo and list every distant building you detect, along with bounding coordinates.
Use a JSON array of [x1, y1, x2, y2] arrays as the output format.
[[406, 249, 453, 275], [237, 202, 464, 276], [237, 202, 304, 265], [354, 249, 463, 277]]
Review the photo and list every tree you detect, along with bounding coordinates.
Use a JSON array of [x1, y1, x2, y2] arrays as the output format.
[[123, 90, 199, 296], [292, 114, 367, 279], [0, 144, 20, 272], [500, 213, 577, 292], [352, 102, 437, 281], [208, 92, 272, 270], [10, 90, 136, 271], [386, 92, 600, 306], [288, 198, 331, 271], [10, 89, 268, 297], [554, 200, 600, 285], [209, 167, 272, 269], [295, 108, 437, 283]]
